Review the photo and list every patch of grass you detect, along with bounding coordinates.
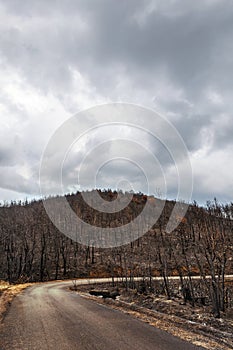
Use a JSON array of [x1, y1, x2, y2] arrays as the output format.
[[0, 280, 9, 294]]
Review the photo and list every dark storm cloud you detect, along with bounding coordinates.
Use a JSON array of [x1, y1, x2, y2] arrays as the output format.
[[2, 0, 232, 96], [1, 1, 232, 104]]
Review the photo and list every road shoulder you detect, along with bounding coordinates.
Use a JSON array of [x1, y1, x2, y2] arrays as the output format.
[[71, 286, 231, 350]]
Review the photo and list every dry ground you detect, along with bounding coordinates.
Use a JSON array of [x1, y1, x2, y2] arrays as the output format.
[[0, 281, 32, 322], [73, 283, 233, 350], [1, 279, 232, 349]]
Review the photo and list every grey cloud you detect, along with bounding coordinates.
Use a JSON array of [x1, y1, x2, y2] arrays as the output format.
[[0, 166, 38, 194], [0, 0, 233, 202], [1, 0, 233, 103], [0, 146, 16, 166]]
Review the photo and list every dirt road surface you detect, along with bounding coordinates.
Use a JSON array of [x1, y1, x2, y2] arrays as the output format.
[[0, 281, 205, 350]]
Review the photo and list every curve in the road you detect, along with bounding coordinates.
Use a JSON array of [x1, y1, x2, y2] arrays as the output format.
[[0, 281, 205, 350]]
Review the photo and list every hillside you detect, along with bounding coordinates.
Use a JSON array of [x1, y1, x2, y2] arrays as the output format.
[[0, 190, 233, 318]]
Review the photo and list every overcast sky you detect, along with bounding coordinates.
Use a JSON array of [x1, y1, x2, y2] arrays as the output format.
[[0, 0, 233, 205]]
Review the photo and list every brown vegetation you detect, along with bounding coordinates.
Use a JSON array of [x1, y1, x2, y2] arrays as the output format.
[[74, 282, 233, 350], [0, 190, 233, 320], [0, 281, 32, 322]]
